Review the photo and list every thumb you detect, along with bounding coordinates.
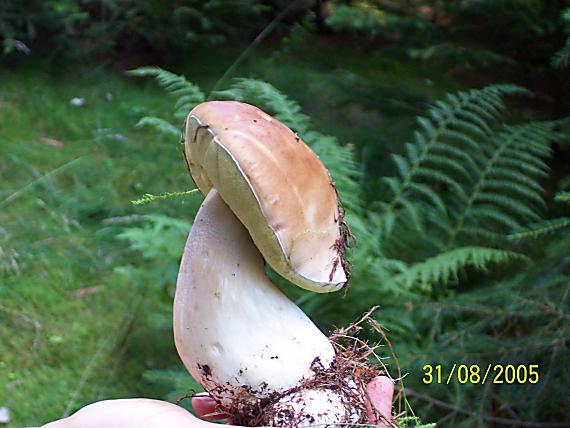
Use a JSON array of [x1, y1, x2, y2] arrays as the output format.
[[192, 393, 231, 421], [366, 376, 394, 425]]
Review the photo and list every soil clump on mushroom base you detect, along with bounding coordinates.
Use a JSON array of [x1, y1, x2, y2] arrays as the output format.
[[216, 310, 390, 427]]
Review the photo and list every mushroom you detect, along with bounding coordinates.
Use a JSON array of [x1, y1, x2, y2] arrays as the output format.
[[174, 102, 369, 426]]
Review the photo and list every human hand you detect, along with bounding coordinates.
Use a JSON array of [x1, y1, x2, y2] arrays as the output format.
[[42, 376, 394, 427]]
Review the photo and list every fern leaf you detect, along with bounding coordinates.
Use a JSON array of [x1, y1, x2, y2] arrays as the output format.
[[507, 147, 550, 171], [117, 214, 191, 260], [131, 189, 199, 206], [445, 122, 557, 247], [405, 142, 420, 162], [453, 116, 490, 139], [495, 157, 549, 177], [213, 78, 311, 134], [474, 192, 541, 221], [128, 67, 205, 118], [391, 247, 528, 292], [395, 416, 436, 428], [392, 154, 410, 179], [424, 153, 473, 182], [382, 176, 401, 197], [487, 168, 544, 193], [459, 225, 505, 243], [482, 178, 545, 208], [414, 167, 467, 200], [399, 198, 424, 232], [508, 218, 570, 240], [468, 206, 521, 229], [430, 143, 482, 175], [379, 84, 527, 237], [408, 183, 447, 214], [440, 128, 480, 152], [370, 209, 397, 239], [136, 117, 181, 139]]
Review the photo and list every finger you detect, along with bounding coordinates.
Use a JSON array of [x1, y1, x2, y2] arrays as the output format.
[[192, 393, 231, 421], [365, 376, 395, 425], [41, 398, 217, 428]]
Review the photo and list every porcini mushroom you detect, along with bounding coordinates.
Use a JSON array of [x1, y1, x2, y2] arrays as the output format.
[[174, 101, 370, 426]]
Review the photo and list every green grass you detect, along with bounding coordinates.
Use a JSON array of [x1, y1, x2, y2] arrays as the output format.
[[0, 65, 198, 425], [0, 42, 456, 425]]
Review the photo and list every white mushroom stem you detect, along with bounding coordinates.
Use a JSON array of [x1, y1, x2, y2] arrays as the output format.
[[174, 190, 335, 408]]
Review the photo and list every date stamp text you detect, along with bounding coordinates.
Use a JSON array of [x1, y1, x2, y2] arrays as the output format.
[[422, 364, 539, 385]]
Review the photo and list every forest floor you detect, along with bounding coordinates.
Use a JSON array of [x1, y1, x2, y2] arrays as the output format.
[[0, 41, 456, 426]]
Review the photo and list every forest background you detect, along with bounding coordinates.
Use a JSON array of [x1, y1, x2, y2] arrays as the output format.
[[1, 1, 569, 427]]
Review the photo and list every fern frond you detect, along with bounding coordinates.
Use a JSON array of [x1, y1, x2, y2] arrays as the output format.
[[132, 189, 199, 206], [459, 225, 505, 243], [128, 67, 205, 118], [390, 247, 528, 292], [445, 121, 558, 247], [508, 218, 570, 240], [380, 84, 528, 235], [399, 198, 425, 232], [213, 78, 311, 134], [370, 208, 395, 239], [424, 154, 473, 182], [117, 214, 191, 260], [408, 183, 447, 214], [368, 256, 412, 295], [430, 143, 482, 176], [473, 193, 541, 221], [482, 178, 545, 208], [467, 206, 521, 229], [136, 117, 181, 139]]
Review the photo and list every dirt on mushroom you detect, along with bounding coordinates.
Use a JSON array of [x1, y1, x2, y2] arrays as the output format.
[[174, 102, 391, 427]]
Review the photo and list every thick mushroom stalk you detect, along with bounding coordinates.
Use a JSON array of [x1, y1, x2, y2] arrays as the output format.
[[174, 190, 335, 408]]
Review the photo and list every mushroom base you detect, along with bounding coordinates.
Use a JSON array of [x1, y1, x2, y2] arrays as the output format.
[[217, 338, 384, 427]]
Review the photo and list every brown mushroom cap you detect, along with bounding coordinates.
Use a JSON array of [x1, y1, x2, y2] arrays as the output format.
[[184, 101, 348, 292]]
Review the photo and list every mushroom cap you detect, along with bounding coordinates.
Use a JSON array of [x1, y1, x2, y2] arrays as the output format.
[[184, 101, 348, 293]]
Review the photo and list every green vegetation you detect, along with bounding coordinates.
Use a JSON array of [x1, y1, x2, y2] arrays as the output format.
[[130, 65, 569, 426], [1, 1, 569, 427], [0, 68, 198, 424], [0, 48, 445, 426], [0, 0, 269, 59]]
